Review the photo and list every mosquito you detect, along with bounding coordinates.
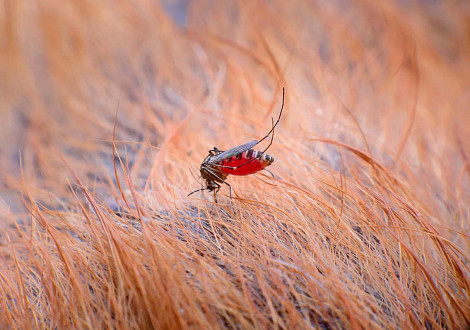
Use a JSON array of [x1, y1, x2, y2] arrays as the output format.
[[188, 87, 285, 202]]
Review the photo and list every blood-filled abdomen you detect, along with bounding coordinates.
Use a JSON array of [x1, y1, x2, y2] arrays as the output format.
[[217, 149, 274, 176]]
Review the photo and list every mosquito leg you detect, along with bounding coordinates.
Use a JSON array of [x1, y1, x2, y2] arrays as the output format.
[[209, 147, 224, 156], [214, 183, 221, 203], [234, 88, 283, 169], [202, 166, 228, 187], [259, 117, 275, 155], [263, 168, 276, 178], [254, 87, 284, 145], [222, 181, 232, 201], [220, 181, 235, 211]]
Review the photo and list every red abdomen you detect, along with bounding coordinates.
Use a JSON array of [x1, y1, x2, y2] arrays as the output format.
[[217, 149, 273, 176]]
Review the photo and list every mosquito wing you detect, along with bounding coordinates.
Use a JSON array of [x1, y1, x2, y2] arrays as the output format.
[[209, 140, 258, 164]]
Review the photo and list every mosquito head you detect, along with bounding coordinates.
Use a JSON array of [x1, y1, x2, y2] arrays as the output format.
[[187, 175, 221, 197], [206, 180, 219, 192]]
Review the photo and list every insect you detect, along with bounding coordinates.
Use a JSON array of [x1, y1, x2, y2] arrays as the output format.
[[188, 87, 285, 202]]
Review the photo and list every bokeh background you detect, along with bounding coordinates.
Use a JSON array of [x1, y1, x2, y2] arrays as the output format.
[[0, 0, 469, 328]]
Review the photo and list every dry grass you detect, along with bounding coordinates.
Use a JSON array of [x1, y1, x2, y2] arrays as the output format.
[[0, 0, 469, 328]]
